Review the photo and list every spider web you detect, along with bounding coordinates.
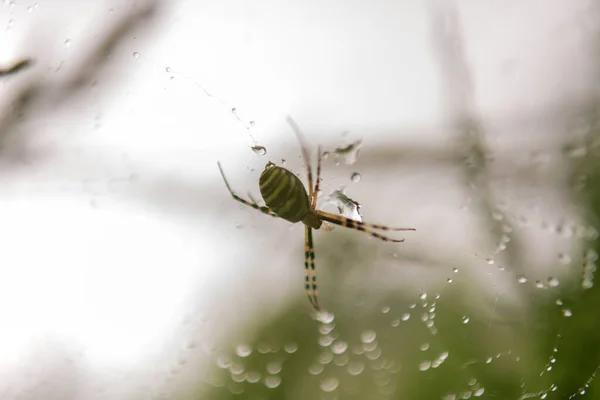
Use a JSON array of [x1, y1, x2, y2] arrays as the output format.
[[0, 1, 599, 400]]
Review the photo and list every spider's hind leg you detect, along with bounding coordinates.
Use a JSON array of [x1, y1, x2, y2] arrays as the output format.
[[304, 226, 320, 310]]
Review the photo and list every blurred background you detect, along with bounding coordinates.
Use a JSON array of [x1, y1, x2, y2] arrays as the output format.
[[0, 0, 599, 399]]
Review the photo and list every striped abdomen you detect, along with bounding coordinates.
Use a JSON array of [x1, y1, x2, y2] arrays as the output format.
[[259, 163, 310, 223]]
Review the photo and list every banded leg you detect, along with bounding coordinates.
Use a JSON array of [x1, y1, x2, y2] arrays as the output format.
[[304, 225, 320, 310], [218, 162, 278, 217], [310, 145, 323, 207], [287, 116, 314, 199], [317, 210, 415, 243]]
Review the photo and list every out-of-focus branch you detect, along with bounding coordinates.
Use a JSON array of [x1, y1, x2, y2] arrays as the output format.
[[0, 0, 163, 160]]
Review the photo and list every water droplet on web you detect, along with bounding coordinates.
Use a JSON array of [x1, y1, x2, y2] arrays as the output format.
[[419, 292, 427, 300], [347, 360, 365, 376], [326, 189, 362, 221], [64, 39, 71, 47], [315, 311, 335, 324], [361, 330, 377, 344], [165, 66, 172, 73], [351, 172, 361, 182], [558, 253, 572, 264], [319, 335, 335, 347], [320, 377, 339, 392], [420, 343, 430, 351], [249, 120, 255, 126], [331, 341, 348, 354], [548, 277, 560, 287], [453, 268, 459, 273], [462, 316, 470, 324], [535, 281, 545, 289], [132, 52, 140, 59], [419, 361, 432, 371], [266, 361, 282, 374], [251, 145, 267, 156], [562, 308, 573, 317], [381, 305, 390, 313], [447, 278, 453, 283], [229, 362, 245, 374], [284, 342, 298, 353], [264, 375, 281, 388], [247, 371, 261, 383], [331, 139, 362, 165], [401, 313, 411, 321], [235, 344, 252, 357], [308, 363, 324, 375], [517, 275, 527, 284]]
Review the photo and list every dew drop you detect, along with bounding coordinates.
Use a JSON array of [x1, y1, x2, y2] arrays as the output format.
[[133, 52, 140, 59], [332, 139, 362, 165], [64, 39, 71, 47], [517, 275, 527, 284], [247, 371, 261, 383], [266, 361, 282, 375], [165, 66, 172, 73], [474, 388, 485, 397], [361, 330, 377, 344], [535, 280, 545, 289], [264, 375, 281, 388], [284, 342, 298, 354], [331, 341, 348, 355], [347, 360, 365, 376], [462, 316, 470, 324], [320, 377, 339, 392], [315, 311, 335, 324], [251, 145, 267, 156], [318, 351, 334, 364], [419, 292, 427, 300], [420, 343, 430, 351], [401, 313, 411, 321], [391, 319, 400, 327], [327, 190, 362, 221], [447, 278, 453, 283], [453, 268, 459, 273], [351, 172, 361, 182], [308, 363, 324, 375], [230, 362, 245, 375], [562, 308, 573, 317], [548, 277, 560, 287], [419, 361, 432, 371], [235, 344, 252, 357], [381, 305, 390, 314], [558, 253, 571, 264]]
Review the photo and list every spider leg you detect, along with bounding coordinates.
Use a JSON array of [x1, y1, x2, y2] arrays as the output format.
[[287, 116, 314, 199], [217, 162, 278, 218], [304, 225, 320, 310], [316, 210, 415, 243], [310, 145, 323, 207]]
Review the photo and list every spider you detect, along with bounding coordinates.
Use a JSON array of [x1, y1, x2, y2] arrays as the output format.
[[217, 121, 415, 310]]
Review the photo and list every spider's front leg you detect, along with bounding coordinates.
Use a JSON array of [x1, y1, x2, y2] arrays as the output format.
[[217, 162, 278, 218]]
